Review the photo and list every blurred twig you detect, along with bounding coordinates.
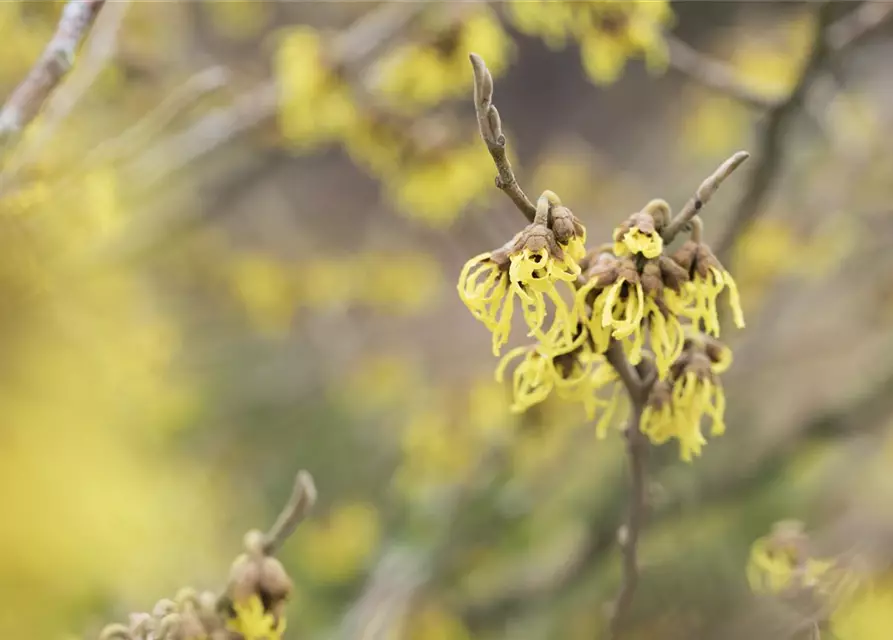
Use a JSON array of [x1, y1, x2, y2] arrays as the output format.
[[262, 470, 317, 556], [87, 66, 229, 167], [129, 2, 428, 190], [3, 0, 130, 178], [0, 0, 107, 146], [716, 1, 893, 263]]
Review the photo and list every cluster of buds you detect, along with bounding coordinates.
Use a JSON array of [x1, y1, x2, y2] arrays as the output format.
[[99, 472, 315, 640], [458, 183, 746, 459], [99, 588, 224, 640], [99, 531, 294, 640]]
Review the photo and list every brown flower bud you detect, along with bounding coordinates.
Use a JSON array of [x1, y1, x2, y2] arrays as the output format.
[[510, 223, 564, 261], [616, 256, 640, 285], [227, 553, 261, 604], [671, 240, 699, 273], [647, 380, 673, 410], [658, 255, 690, 291], [641, 260, 663, 297], [260, 556, 293, 603], [640, 199, 671, 229], [550, 205, 584, 245]]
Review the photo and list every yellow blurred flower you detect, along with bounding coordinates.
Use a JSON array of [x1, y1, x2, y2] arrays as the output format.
[[376, 6, 512, 112], [276, 27, 358, 149], [356, 250, 443, 314], [402, 600, 471, 640], [227, 594, 286, 640], [227, 254, 296, 335], [293, 502, 381, 585], [831, 575, 893, 639]]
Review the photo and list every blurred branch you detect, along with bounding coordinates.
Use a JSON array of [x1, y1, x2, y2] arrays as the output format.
[[87, 66, 229, 167], [0, 0, 107, 146], [662, 150, 750, 243], [826, 1, 893, 51], [129, 2, 427, 189], [127, 80, 277, 189], [608, 410, 648, 638], [716, 1, 893, 263], [262, 470, 317, 556], [3, 0, 130, 178], [668, 1, 893, 112], [666, 36, 779, 109], [469, 53, 537, 222]]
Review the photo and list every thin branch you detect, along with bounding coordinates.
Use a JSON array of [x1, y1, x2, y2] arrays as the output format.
[[87, 66, 229, 167], [262, 470, 317, 556], [469, 53, 537, 222], [608, 410, 649, 638], [3, 0, 130, 177], [714, 1, 889, 263], [662, 150, 751, 243], [826, 1, 893, 51], [0, 0, 107, 145], [129, 2, 427, 189], [668, 1, 892, 111], [666, 35, 779, 109]]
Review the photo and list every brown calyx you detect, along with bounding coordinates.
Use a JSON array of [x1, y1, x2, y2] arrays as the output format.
[[647, 380, 673, 410], [658, 255, 690, 292], [641, 260, 663, 297], [508, 222, 565, 262]]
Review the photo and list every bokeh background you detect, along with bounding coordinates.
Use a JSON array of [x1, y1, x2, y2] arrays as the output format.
[[3, 1, 893, 638]]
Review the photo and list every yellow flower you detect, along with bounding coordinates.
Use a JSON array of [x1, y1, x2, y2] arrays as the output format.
[[226, 595, 285, 640], [831, 576, 893, 639], [227, 254, 296, 335], [458, 194, 586, 357], [575, 249, 688, 375], [495, 325, 619, 431], [376, 6, 511, 112], [508, 1, 672, 85], [457, 251, 514, 356], [612, 200, 670, 259], [672, 240, 744, 336], [276, 27, 358, 149], [640, 340, 730, 461], [745, 522, 842, 597], [293, 502, 380, 585]]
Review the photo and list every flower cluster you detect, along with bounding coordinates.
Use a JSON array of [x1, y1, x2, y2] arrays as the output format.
[[506, 0, 673, 85], [640, 332, 731, 461], [458, 191, 586, 357], [276, 23, 497, 226], [458, 188, 745, 458]]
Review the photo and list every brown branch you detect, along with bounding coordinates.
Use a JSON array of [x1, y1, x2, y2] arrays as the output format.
[[668, 1, 892, 112], [469, 53, 537, 222], [609, 409, 649, 638], [714, 1, 891, 263], [662, 150, 751, 243], [262, 470, 317, 556], [0, 0, 107, 145], [826, 1, 893, 51]]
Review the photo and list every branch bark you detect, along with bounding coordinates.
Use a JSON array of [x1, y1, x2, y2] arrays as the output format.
[[0, 0, 107, 145], [469, 53, 537, 222]]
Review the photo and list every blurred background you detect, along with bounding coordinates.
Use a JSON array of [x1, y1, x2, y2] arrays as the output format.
[[2, 1, 893, 638]]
